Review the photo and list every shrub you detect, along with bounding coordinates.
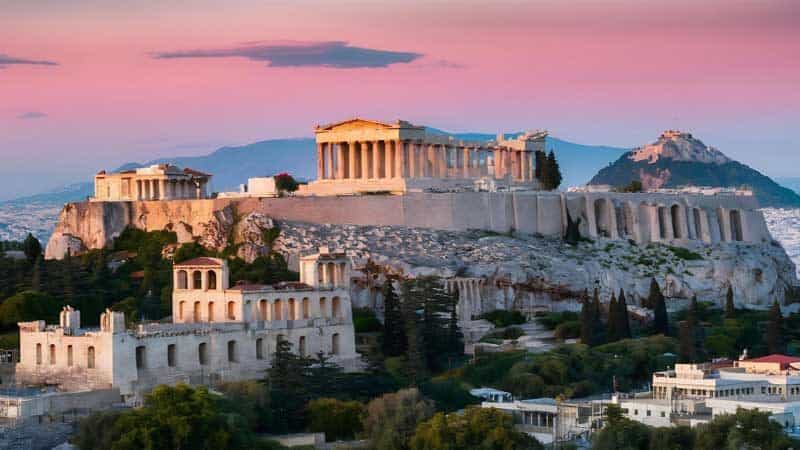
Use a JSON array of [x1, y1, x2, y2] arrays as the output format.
[[307, 398, 365, 442], [352, 307, 383, 333], [480, 310, 527, 328]]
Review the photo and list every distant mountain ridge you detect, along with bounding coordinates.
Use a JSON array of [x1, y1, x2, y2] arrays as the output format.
[[589, 131, 800, 208], [3, 134, 628, 205]]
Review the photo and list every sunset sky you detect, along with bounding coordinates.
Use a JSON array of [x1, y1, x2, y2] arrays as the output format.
[[1, 0, 798, 199]]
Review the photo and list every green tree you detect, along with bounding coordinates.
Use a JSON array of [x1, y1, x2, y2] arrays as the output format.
[[267, 336, 311, 433], [307, 398, 364, 442], [579, 289, 594, 346], [363, 388, 434, 450], [592, 404, 651, 450], [542, 150, 562, 190], [694, 408, 799, 450], [23, 233, 42, 263], [534, 150, 546, 180], [679, 296, 699, 362], [651, 280, 668, 336], [766, 300, 784, 354], [724, 285, 735, 319], [592, 288, 605, 345], [383, 280, 406, 357], [0, 290, 61, 328], [618, 289, 631, 339], [606, 293, 619, 342], [216, 380, 272, 432], [410, 406, 543, 450], [274, 173, 299, 193], [31, 255, 44, 292]]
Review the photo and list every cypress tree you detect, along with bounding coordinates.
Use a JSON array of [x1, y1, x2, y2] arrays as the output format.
[[618, 289, 631, 339], [653, 287, 669, 336], [606, 293, 619, 342], [31, 255, 44, 292], [592, 288, 605, 345], [23, 233, 42, 263], [725, 285, 735, 319], [679, 296, 699, 363], [646, 278, 661, 309], [534, 150, 546, 180], [546, 150, 562, 190], [766, 300, 784, 354], [579, 289, 594, 346], [401, 280, 426, 385], [382, 279, 406, 357]]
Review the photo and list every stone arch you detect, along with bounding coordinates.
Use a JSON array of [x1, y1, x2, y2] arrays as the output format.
[[319, 297, 327, 318], [227, 340, 237, 363], [35, 343, 41, 365], [136, 345, 146, 369], [693, 208, 703, 240], [226, 301, 236, 320], [49, 344, 56, 365], [288, 298, 297, 320], [259, 300, 268, 321], [198, 343, 208, 365], [730, 210, 743, 241], [178, 301, 186, 320], [302, 298, 310, 319], [207, 270, 217, 290], [207, 302, 215, 321], [716, 208, 727, 241], [176, 270, 188, 289], [193, 301, 201, 322], [671, 204, 683, 239], [273, 299, 282, 320], [332, 297, 341, 319], [87, 346, 95, 369], [167, 344, 176, 367], [256, 338, 264, 360], [657, 206, 668, 240], [192, 271, 202, 289], [331, 333, 340, 355], [594, 198, 611, 237], [67, 345, 73, 366]]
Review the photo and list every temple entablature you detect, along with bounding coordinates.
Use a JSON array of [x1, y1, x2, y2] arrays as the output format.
[[93, 163, 211, 202]]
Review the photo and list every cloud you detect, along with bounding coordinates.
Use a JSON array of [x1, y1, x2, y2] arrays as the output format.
[[152, 40, 422, 68], [0, 54, 58, 68], [17, 111, 47, 120]]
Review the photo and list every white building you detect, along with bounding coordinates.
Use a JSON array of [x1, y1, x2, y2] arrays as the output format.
[[14, 248, 360, 404]]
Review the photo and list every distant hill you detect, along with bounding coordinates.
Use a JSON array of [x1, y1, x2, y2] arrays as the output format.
[[590, 131, 800, 208], [6, 134, 627, 205], [776, 177, 800, 196]]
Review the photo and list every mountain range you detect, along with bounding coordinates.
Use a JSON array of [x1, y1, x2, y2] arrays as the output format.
[[589, 131, 800, 208]]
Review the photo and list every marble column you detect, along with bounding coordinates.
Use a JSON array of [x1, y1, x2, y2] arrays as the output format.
[[439, 145, 448, 178], [395, 140, 405, 178], [347, 141, 357, 179], [325, 143, 334, 180], [335, 143, 345, 179], [372, 141, 381, 179], [408, 142, 417, 178], [160, 179, 167, 200], [360, 142, 370, 179], [317, 143, 324, 180], [385, 141, 394, 179]]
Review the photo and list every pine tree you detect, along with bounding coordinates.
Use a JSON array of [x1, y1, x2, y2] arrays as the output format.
[[31, 255, 44, 292], [534, 150, 546, 180], [766, 300, 784, 354], [725, 285, 735, 319], [679, 296, 699, 363], [580, 289, 594, 346], [606, 293, 619, 342], [618, 289, 631, 339], [646, 278, 661, 309], [653, 287, 669, 336], [592, 288, 605, 345], [382, 280, 406, 357], [267, 336, 312, 432], [23, 233, 42, 263], [546, 150, 562, 190], [401, 280, 426, 386]]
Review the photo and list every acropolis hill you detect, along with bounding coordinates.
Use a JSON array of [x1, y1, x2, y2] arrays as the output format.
[[46, 118, 797, 312]]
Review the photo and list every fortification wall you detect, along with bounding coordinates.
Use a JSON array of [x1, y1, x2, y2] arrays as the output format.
[[46, 191, 768, 259]]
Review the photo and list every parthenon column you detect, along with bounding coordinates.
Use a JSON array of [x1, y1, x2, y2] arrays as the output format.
[[385, 141, 394, 179], [408, 142, 417, 178], [372, 141, 381, 179], [462, 147, 470, 178], [439, 145, 448, 178], [325, 143, 334, 180], [360, 142, 370, 179], [347, 142, 357, 179], [335, 143, 345, 179], [160, 179, 168, 200], [395, 140, 405, 178], [317, 143, 324, 180]]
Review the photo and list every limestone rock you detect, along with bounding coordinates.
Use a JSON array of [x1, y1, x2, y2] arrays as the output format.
[[44, 233, 86, 259]]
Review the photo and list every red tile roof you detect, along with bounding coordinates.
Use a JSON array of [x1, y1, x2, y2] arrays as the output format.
[[745, 354, 800, 370], [174, 257, 223, 267]]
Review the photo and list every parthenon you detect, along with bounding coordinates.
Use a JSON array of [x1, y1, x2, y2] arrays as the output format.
[[305, 118, 545, 195], [93, 164, 211, 201]]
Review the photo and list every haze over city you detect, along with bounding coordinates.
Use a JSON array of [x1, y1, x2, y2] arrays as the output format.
[[1, 0, 799, 200]]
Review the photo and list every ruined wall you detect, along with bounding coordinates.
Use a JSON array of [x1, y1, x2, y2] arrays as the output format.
[[46, 191, 769, 259]]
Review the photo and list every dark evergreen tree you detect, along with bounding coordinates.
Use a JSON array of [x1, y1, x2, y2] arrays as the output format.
[[23, 233, 41, 263], [725, 285, 735, 319], [534, 150, 546, 180], [31, 255, 44, 292], [382, 279, 406, 357], [591, 288, 605, 345], [679, 296, 699, 362], [401, 280, 426, 386], [579, 289, 594, 346], [646, 278, 662, 309], [266, 336, 312, 433], [606, 293, 619, 342], [618, 289, 631, 339], [766, 300, 784, 354], [544, 150, 562, 190], [653, 286, 669, 336]]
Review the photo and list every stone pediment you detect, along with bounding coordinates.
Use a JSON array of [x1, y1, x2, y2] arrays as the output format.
[[316, 117, 397, 132]]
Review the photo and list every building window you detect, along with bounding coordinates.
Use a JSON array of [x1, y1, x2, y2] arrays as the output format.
[[331, 333, 340, 355], [87, 346, 95, 369], [302, 298, 310, 319], [49, 344, 56, 365], [208, 302, 215, 321], [136, 346, 146, 369], [634, 409, 638, 415], [319, 298, 327, 318], [273, 300, 282, 320], [227, 301, 236, 320], [36, 343, 42, 365], [179, 301, 186, 320], [288, 298, 296, 320], [67, 345, 73, 366], [193, 301, 201, 322], [198, 343, 208, 365], [207, 270, 217, 290], [177, 270, 188, 289], [167, 344, 176, 367], [646, 410, 651, 417], [227, 340, 237, 363], [193, 270, 202, 289], [256, 338, 264, 360], [661, 411, 666, 417], [299, 336, 306, 356], [259, 300, 268, 321], [332, 297, 341, 319]]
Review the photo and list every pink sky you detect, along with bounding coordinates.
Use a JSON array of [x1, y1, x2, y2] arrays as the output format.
[[1, 0, 798, 199]]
